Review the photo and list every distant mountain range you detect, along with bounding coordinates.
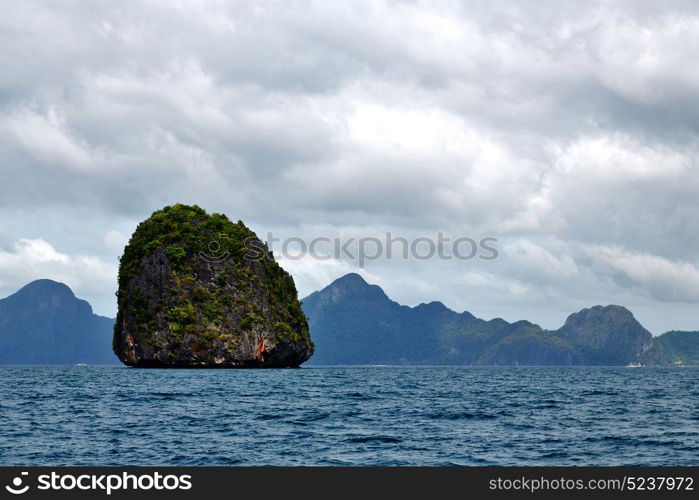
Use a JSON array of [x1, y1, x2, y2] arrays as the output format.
[[0, 280, 117, 365], [301, 273, 699, 366], [0, 275, 698, 366]]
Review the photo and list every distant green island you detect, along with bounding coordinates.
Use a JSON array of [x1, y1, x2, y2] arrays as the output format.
[[302, 273, 699, 367], [0, 204, 697, 367]]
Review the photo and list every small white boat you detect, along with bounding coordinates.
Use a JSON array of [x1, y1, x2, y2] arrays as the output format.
[[75, 363, 88, 367], [626, 362, 642, 368]]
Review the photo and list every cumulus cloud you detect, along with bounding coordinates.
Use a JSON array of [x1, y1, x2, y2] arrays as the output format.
[[103, 230, 128, 251], [583, 244, 699, 303], [0, 0, 698, 330], [0, 239, 117, 314]]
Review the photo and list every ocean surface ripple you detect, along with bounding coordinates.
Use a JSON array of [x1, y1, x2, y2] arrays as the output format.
[[0, 366, 697, 466]]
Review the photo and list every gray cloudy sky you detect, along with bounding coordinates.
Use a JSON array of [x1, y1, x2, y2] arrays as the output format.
[[1, 0, 698, 333]]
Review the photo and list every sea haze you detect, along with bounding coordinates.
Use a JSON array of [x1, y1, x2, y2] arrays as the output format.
[[0, 366, 697, 466]]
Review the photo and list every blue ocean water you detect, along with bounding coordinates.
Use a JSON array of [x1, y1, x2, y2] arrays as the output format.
[[0, 366, 697, 466]]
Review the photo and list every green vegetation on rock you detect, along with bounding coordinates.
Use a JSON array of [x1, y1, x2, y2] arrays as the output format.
[[657, 331, 699, 365], [113, 203, 313, 368]]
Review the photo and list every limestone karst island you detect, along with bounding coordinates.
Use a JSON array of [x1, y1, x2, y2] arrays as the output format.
[[112, 204, 314, 368]]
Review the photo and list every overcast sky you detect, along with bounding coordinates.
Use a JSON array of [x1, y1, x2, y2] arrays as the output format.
[[1, 0, 698, 333]]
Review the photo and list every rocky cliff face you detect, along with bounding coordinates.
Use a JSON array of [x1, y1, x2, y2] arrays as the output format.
[[113, 204, 313, 367], [556, 305, 658, 365], [0, 280, 116, 364]]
